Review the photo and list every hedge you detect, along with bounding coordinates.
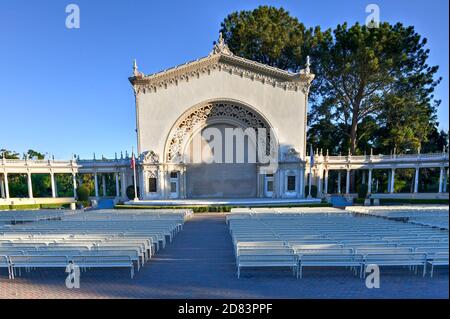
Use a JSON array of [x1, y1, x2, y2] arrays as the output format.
[[115, 202, 332, 213], [354, 198, 449, 205], [0, 203, 73, 210]]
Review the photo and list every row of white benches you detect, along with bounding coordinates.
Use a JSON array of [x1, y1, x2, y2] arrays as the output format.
[[346, 206, 449, 230], [235, 243, 449, 278], [0, 209, 76, 223], [0, 209, 192, 279], [228, 210, 449, 278]]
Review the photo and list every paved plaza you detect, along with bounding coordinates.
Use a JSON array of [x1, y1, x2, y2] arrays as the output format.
[[0, 213, 448, 299]]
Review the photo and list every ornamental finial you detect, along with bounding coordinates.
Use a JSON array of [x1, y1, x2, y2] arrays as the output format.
[[210, 32, 233, 56], [133, 59, 138, 76], [133, 59, 143, 77], [305, 56, 311, 74]]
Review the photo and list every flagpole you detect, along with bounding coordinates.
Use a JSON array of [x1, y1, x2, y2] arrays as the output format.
[[308, 145, 313, 198], [132, 147, 138, 202]]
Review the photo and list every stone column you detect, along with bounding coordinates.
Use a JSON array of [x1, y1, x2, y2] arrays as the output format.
[[121, 171, 127, 198], [368, 169, 373, 194], [0, 174, 5, 198], [279, 169, 285, 198], [102, 175, 107, 196], [50, 173, 56, 198], [139, 168, 145, 199], [27, 172, 33, 198], [387, 170, 391, 193], [72, 173, 77, 198], [115, 172, 120, 197], [345, 169, 350, 194], [414, 167, 419, 193], [4, 173, 9, 199], [337, 171, 342, 194], [438, 167, 444, 193], [299, 168, 305, 197], [444, 169, 448, 193], [323, 169, 329, 194], [94, 172, 99, 197], [183, 166, 187, 199], [307, 170, 312, 199], [389, 168, 396, 194], [317, 169, 323, 195]]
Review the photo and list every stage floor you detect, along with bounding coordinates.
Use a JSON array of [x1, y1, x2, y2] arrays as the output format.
[[124, 197, 321, 206]]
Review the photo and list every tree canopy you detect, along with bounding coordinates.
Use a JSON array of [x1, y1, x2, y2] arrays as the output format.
[[220, 6, 447, 155]]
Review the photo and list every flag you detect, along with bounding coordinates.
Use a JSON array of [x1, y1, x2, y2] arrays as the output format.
[[310, 145, 314, 167], [130, 152, 135, 169]]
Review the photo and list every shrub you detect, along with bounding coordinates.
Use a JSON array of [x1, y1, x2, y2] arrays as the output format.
[[126, 185, 139, 200], [77, 200, 90, 208], [77, 185, 90, 201], [304, 185, 318, 198], [357, 184, 368, 199], [40, 204, 64, 209]]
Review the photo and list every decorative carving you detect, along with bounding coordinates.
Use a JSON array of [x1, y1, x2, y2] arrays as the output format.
[[284, 148, 301, 162], [130, 53, 313, 94], [210, 33, 233, 56], [141, 150, 159, 164], [166, 102, 272, 162], [146, 169, 158, 178]]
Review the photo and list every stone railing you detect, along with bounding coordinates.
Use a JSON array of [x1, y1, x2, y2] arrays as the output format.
[[307, 152, 449, 164]]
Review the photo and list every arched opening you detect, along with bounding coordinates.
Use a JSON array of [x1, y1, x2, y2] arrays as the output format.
[[164, 100, 276, 199]]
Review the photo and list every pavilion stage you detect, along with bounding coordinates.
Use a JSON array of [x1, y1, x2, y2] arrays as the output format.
[[123, 198, 322, 207]]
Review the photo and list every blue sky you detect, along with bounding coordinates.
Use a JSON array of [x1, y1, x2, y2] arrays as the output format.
[[0, 0, 448, 159]]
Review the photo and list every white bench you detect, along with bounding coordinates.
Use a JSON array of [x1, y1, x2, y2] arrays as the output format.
[[363, 253, 428, 277], [71, 255, 134, 278], [298, 254, 364, 278], [236, 254, 298, 278], [237, 248, 294, 256], [9, 255, 70, 279], [428, 252, 449, 278], [0, 255, 12, 279]]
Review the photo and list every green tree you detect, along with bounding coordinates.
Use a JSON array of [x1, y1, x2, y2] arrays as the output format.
[[219, 7, 442, 155], [0, 149, 20, 159], [220, 6, 312, 71], [309, 22, 441, 154], [24, 149, 45, 160]]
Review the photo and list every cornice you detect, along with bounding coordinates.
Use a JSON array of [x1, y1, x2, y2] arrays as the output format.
[[129, 52, 314, 94]]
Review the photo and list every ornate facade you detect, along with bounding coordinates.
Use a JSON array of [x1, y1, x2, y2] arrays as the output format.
[[129, 34, 314, 199]]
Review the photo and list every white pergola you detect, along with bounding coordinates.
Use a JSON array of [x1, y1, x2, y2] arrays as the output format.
[[0, 150, 448, 205], [307, 151, 449, 198]]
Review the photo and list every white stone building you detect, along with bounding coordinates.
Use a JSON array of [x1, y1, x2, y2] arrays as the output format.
[[129, 35, 314, 200], [1, 35, 447, 206]]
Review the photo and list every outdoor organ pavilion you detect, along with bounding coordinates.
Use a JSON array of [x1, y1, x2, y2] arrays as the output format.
[[0, 35, 448, 206]]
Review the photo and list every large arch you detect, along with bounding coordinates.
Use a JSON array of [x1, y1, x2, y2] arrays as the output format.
[[163, 99, 277, 163], [163, 99, 277, 198]]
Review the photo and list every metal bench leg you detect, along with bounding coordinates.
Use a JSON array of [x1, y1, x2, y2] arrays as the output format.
[[237, 267, 240, 279], [422, 263, 426, 277], [430, 264, 434, 278]]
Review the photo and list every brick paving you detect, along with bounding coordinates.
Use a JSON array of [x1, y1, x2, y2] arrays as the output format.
[[0, 213, 448, 299]]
